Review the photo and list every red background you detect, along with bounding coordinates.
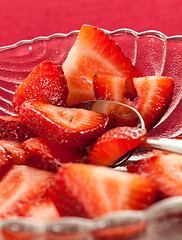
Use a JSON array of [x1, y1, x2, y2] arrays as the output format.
[[0, 0, 182, 47]]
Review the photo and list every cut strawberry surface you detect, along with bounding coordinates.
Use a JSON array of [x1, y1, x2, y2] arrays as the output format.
[[13, 60, 68, 112], [88, 127, 146, 166], [19, 100, 109, 149], [0, 165, 54, 218], [0, 140, 27, 165], [0, 116, 37, 142], [62, 24, 142, 106], [93, 74, 125, 103], [4, 196, 60, 221], [22, 137, 86, 172], [49, 163, 155, 218], [0, 145, 13, 175], [133, 76, 174, 130], [137, 151, 182, 198]]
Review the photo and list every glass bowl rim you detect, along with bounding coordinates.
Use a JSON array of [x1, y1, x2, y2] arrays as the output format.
[[1, 27, 182, 51]]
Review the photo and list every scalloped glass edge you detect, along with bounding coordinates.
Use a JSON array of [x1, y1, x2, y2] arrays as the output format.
[[1, 28, 182, 51], [0, 28, 182, 237]]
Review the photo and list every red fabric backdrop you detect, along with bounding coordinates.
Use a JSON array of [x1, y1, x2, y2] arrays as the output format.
[[0, 0, 182, 47]]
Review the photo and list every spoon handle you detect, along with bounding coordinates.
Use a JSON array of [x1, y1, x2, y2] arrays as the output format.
[[145, 137, 182, 154]]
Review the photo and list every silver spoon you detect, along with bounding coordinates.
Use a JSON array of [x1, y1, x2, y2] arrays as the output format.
[[74, 100, 182, 167]]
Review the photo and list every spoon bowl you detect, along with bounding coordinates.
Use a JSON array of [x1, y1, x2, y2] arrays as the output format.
[[74, 100, 182, 167]]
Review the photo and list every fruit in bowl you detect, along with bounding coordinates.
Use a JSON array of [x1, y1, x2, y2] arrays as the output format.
[[0, 24, 181, 239]]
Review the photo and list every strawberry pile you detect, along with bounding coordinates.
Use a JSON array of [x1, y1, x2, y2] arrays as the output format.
[[0, 24, 180, 227]]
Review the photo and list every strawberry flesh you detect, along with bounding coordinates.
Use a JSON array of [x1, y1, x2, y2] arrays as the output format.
[[0, 116, 38, 142], [0, 165, 55, 219], [22, 137, 86, 172], [137, 151, 182, 198], [19, 100, 109, 149], [13, 60, 68, 112], [49, 163, 155, 218], [133, 76, 174, 130], [62, 24, 142, 106], [93, 74, 125, 103], [0, 140, 27, 165], [0, 145, 13, 175], [88, 127, 146, 166]]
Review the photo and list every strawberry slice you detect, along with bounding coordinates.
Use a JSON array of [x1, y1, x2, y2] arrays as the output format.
[[0, 116, 37, 142], [87, 127, 146, 166], [22, 137, 86, 172], [62, 24, 142, 106], [19, 100, 109, 149], [0, 165, 54, 218], [133, 76, 174, 130], [3, 196, 60, 221], [0, 140, 27, 165], [0, 145, 13, 175], [93, 74, 125, 103], [12, 60, 68, 112], [137, 151, 182, 198], [49, 163, 155, 218]]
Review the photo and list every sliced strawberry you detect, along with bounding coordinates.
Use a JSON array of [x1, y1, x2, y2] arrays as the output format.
[[0, 165, 54, 218], [0, 116, 37, 142], [133, 76, 174, 130], [49, 163, 155, 218], [0, 145, 13, 175], [0, 140, 28, 165], [137, 151, 182, 198], [19, 100, 109, 149], [87, 127, 146, 166], [62, 24, 142, 106], [73, 100, 140, 130], [5, 196, 60, 221], [22, 137, 86, 172], [12, 60, 68, 112], [93, 74, 125, 103]]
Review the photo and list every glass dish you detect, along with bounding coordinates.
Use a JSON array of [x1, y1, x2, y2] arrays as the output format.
[[0, 28, 182, 240]]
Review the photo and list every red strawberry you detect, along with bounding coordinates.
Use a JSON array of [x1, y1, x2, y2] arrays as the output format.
[[0, 165, 54, 218], [22, 137, 86, 172], [12, 60, 68, 112], [0, 145, 13, 175], [87, 127, 146, 166], [5, 196, 60, 221], [19, 100, 109, 149], [62, 24, 142, 106], [0, 140, 28, 165], [137, 151, 182, 198], [0, 116, 37, 142], [73, 100, 140, 130], [49, 163, 155, 218], [93, 74, 125, 103], [133, 76, 174, 130]]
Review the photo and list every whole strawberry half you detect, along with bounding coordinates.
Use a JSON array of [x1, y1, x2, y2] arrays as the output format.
[[93, 74, 125, 103], [0, 116, 38, 142], [49, 163, 155, 218], [137, 151, 182, 199], [19, 100, 109, 149], [87, 126, 146, 166], [133, 76, 174, 130], [0, 165, 54, 218], [22, 137, 86, 172], [12, 60, 68, 112], [62, 24, 142, 106]]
